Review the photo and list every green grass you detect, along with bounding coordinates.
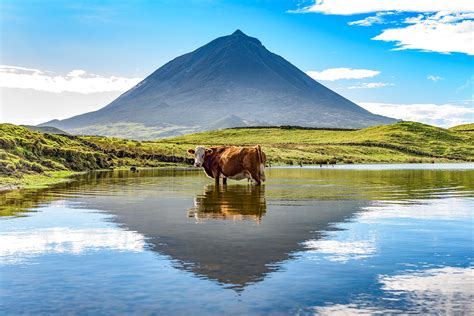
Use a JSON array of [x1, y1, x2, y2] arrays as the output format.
[[0, 123, 110, 175], [0, 170, 80, 190], [159, 121, 474, 164], [1, 121, 473, 190], [450, 123, 474, 132], [81, 121, 473, 165], [0, 124, 190, 189]]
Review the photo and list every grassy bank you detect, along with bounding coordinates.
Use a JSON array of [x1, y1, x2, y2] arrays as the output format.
[[0, 170, 80, 191], [0, 124, 191, 190], [1, 121, 472, 190]]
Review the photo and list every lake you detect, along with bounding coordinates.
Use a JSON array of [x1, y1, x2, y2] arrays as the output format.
[[1, 165, 473, 315]]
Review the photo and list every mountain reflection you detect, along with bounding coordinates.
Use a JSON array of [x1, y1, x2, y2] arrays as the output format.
[[187, 185, 266, 221], [101, 189, 365, 288], [2, 167, 473, 291]]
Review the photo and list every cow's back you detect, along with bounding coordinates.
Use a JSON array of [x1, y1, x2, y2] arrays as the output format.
[[219, 146, 265, 182]]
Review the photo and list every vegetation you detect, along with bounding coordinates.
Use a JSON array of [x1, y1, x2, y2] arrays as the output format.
[[0, 171, 79, 192], [161, 121, 474, 164], [0, 124, 190, 189], [1, 121, 472, 190], [450, 123, 474, 132]]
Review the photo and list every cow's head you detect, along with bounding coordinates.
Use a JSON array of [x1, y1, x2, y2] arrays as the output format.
[[187, 146, 213, 167]]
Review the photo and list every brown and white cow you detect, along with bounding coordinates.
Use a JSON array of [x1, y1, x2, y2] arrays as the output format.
[[187, 145, 266, 185]]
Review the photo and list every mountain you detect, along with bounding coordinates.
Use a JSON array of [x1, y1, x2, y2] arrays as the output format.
[[41, 30, 396, 139]]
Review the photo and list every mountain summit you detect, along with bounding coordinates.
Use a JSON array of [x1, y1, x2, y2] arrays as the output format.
[[42, 30, 396, 139]]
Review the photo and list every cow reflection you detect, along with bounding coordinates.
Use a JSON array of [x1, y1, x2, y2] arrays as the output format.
[[188, 185, 266, 221]]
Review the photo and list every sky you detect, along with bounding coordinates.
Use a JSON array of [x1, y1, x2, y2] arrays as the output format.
[[0, 0, 473, 127]]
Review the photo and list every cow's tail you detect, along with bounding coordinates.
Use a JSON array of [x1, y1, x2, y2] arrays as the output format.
[[255, 144, 266, 182]]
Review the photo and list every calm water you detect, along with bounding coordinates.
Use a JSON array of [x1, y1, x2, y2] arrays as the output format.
[[1, 165, 473, 315]]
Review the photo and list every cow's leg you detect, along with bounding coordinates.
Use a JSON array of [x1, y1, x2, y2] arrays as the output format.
[[223, 178, 227, 185], [214, 171, 220, 185], [249, 170, 261, 186], [259, 164, 266, 182]]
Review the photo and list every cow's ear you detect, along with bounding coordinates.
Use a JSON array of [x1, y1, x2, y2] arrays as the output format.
[[205, 148, 213, 154], [187, 149, 195, 155]]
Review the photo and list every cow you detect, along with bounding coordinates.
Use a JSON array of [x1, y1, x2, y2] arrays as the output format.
[[187, 145, 266, 185]]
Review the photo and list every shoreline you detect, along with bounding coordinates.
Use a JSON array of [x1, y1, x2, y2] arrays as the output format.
[[2, 162, 473, 195], [0, 166, 190, 194], [0, 184, 21, 193], [0, 171, 84, 194]]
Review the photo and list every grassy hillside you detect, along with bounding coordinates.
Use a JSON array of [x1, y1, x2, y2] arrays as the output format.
[[1, 121, 472, 189], [0, 124, 191, 188], [80, 121, 473, 165], [450, 123, 474, 132], [160, 121, 474, 164]]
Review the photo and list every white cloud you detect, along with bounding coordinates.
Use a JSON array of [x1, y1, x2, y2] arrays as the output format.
[[373, 13, 474, 55], [295, 2, 474, 55], [306, 68, 380, 81], [348, 12, 394, 26], [348, 82, 394, 89], [1, 88, 122, 125], [359, 102, 474, 127], [297, 0, 474, 15], [68, 69, 87, 77], [0, 65, 142, 94], [0, 65, 43, 73], [427, 75, 443, 82], [348, 15, 384, 26]]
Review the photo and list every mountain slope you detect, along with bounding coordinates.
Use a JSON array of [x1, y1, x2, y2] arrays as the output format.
[[42, 30, 396, 139]]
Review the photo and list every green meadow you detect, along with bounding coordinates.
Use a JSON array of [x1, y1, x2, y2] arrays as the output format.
[[1, 121, 473, 189]]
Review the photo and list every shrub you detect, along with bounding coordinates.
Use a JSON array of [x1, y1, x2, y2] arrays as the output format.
[[41, 159, 66, 170], [0, 159, 17, 174], [407, 158, 423, 163]]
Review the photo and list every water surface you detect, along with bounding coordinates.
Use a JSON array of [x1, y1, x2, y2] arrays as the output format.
[[1, 165, 473, 314]]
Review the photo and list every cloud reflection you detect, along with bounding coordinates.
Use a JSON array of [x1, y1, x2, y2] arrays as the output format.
[[313, 266, 474, 314], [0, 227, 145, 264], [302, 238, 376, 262], [313, 304, 399, 315], [380, 266, 474, 313], [360, 198, 473, 222]]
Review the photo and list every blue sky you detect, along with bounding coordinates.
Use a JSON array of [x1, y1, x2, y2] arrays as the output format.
[[1, 0, 473, 127]]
